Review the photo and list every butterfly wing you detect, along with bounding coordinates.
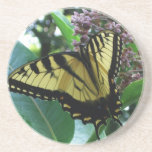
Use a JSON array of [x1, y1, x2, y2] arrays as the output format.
[[8, 52, 101, 101], [81, 30, 123, 136]]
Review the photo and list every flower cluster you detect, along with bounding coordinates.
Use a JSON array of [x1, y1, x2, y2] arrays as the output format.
[[71, 9, 143, 90], [71, 9, 104, 50], [71, 9, 134, 49], [105, 22, 121, 33], [121, 48, 136, 69], [121, 31, 134, 44], [118, 47, 142, 90], [104, 22, 133, 45]]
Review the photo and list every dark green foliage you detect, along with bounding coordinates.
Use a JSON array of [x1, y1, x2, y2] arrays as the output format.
[[121, 79, 143, 109]]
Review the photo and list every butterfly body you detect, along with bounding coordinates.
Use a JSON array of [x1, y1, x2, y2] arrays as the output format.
[[8, 30, 122, 139]]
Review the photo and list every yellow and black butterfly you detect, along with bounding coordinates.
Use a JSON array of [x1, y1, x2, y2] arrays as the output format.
[[8, 30, 122, 139]]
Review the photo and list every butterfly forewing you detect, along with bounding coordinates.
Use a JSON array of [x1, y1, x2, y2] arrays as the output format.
[[9, 52, 100, 101]]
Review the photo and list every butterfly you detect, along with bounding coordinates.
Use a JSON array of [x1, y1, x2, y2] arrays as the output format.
[[8, 30, 122, 139]]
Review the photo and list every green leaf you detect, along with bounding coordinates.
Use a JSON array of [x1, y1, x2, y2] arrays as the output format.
[[105, 119, 120, 136], [87, 125, 106, 142], [121, 79, 144, 109], [126, 43, 138, 53], [10, 93, 74, 143], [51, 11, 80, 49], [8, 41, 38, 74], [70, 120, 94, 144], [8, 42, 74, 143]]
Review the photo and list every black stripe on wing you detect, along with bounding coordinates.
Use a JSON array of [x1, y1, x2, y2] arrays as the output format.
[[30, 62, 39, 74], [41, 57, 53, 71]]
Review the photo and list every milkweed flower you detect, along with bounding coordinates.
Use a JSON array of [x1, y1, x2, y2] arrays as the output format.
[[71, 9, 104, 50], [121, 31, 134, 44], [105, 22, 121, 33], [121, 48, 136, 69]]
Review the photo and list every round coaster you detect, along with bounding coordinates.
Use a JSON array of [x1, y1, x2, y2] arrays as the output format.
[[8, 7, 144, 144]]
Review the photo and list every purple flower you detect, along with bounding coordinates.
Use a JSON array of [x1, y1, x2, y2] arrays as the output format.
[[73, 26, 81, 35], [105, 22, 121, 33], [71, 9, 103, 34], [80, 34, 89, 43], [82, 20, 91, 29], [121, 31, 134, 44], [72, 40, 81, 46], [71, 9, 105, 48], [82, 9, 89, 15], [121, 48, 136, 69], [72, 40, 80, 52]]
